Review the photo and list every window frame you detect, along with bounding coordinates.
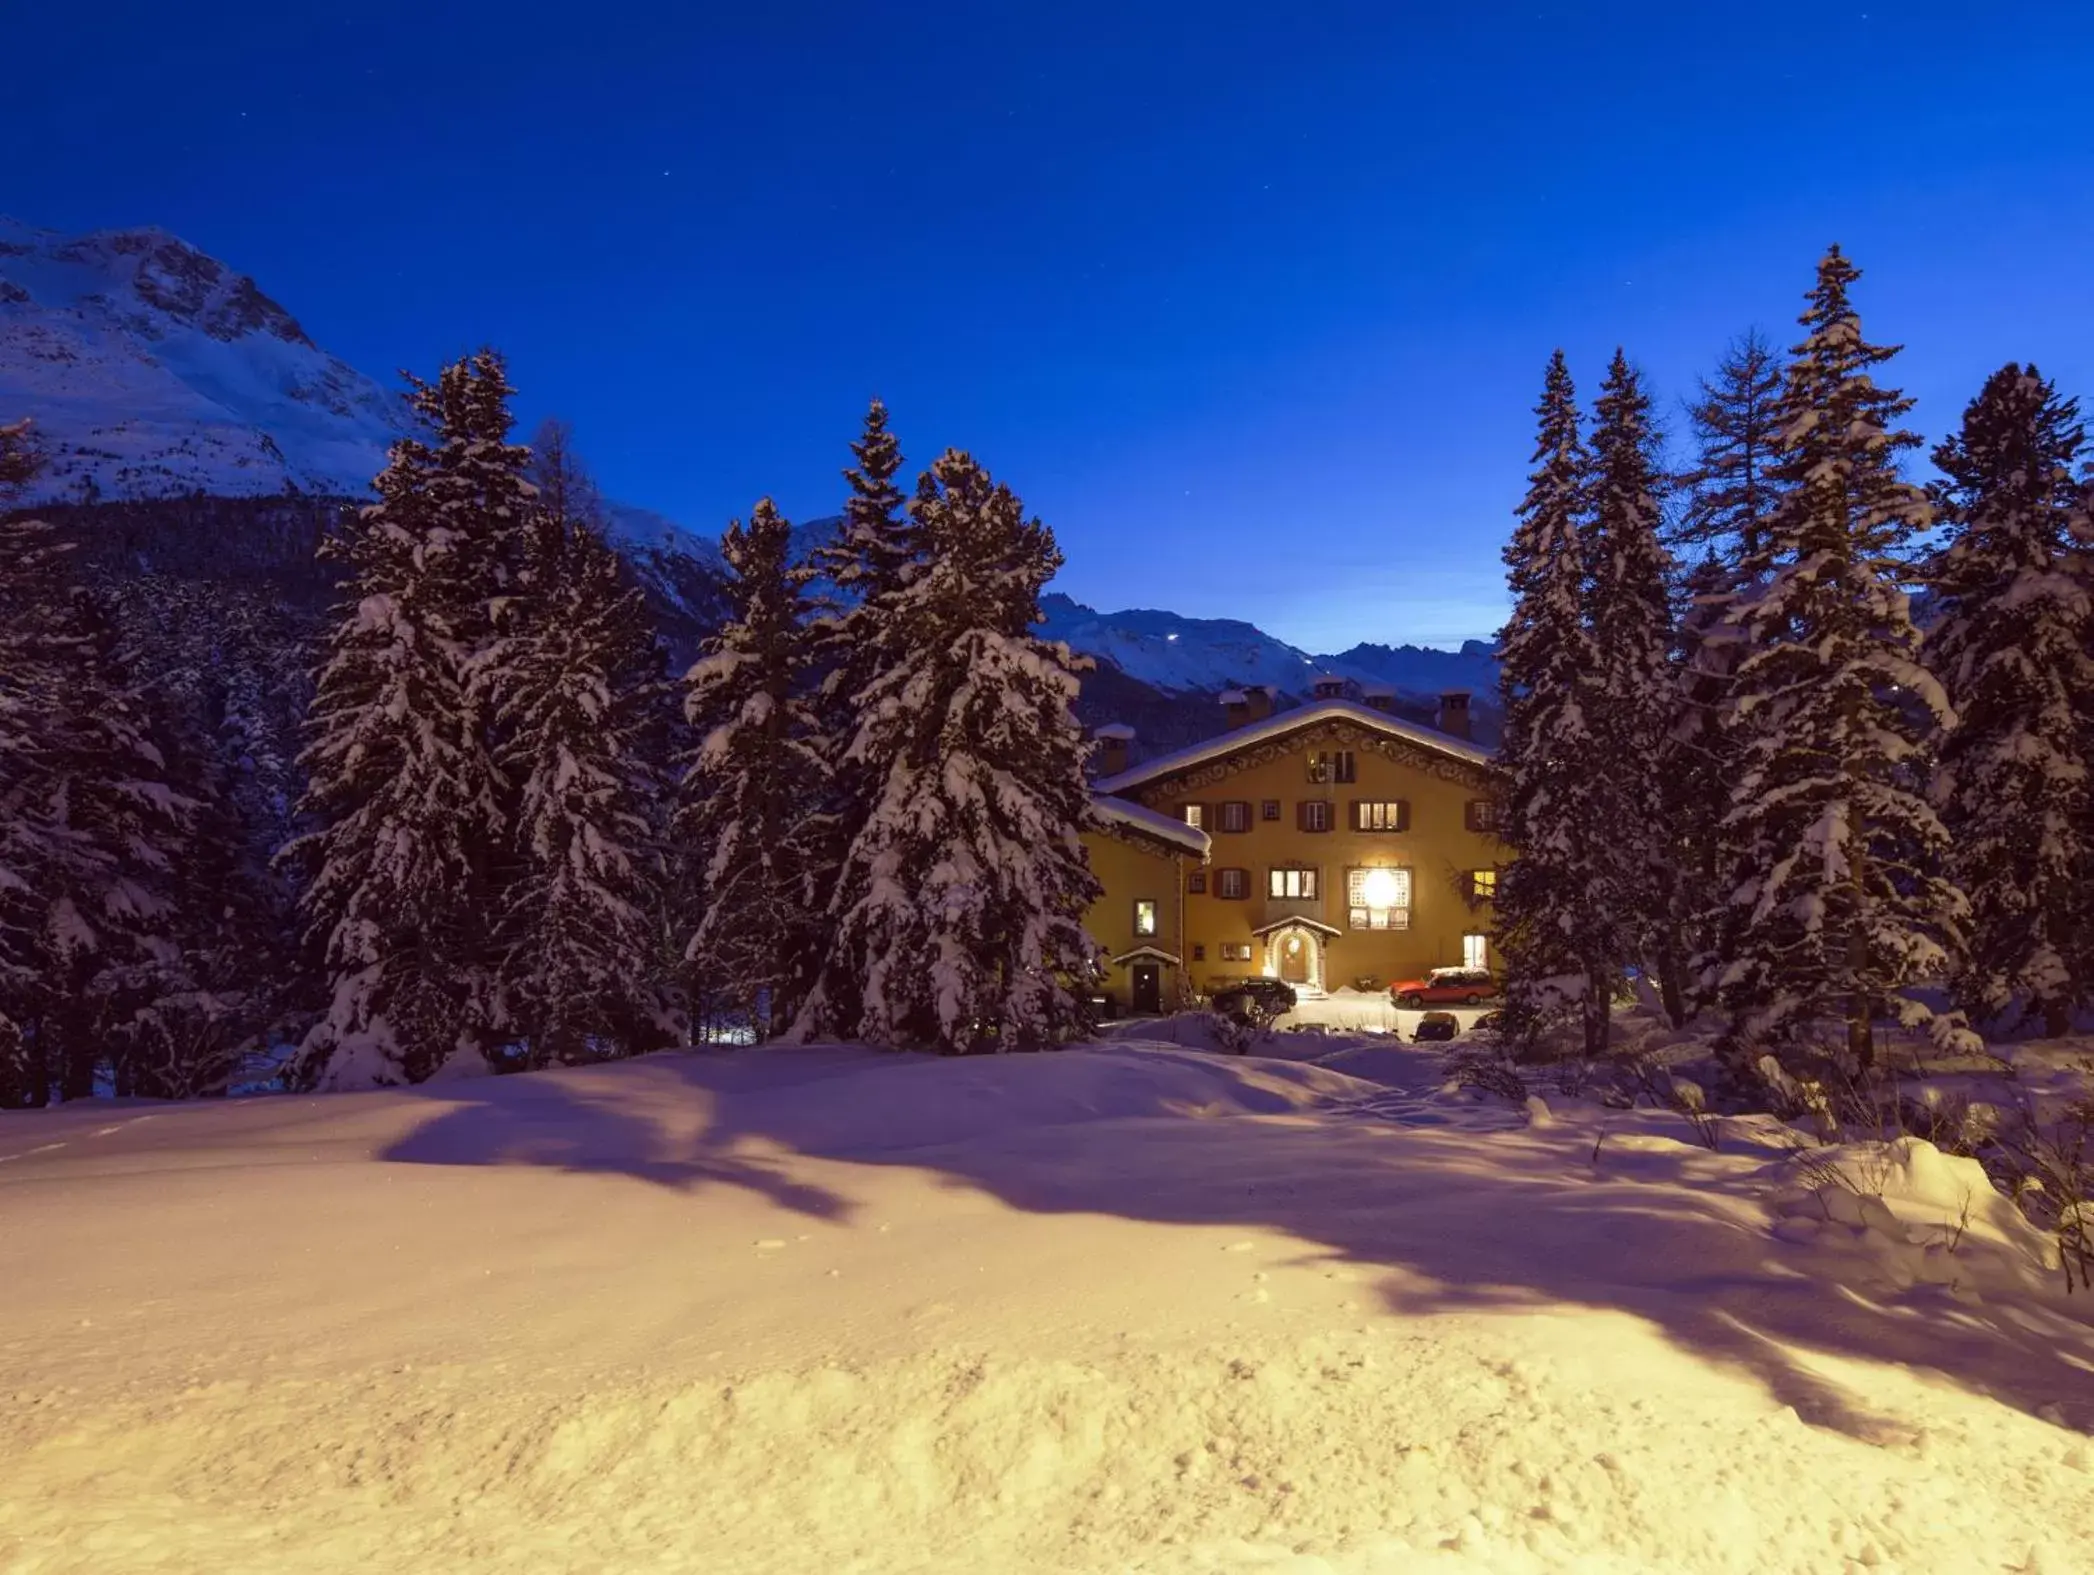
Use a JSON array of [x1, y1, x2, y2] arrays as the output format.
[[1133, 898, 1158, 937], [1344, 865, 1413, 932], [1216, 867, 1250, 901], [1218, 800, 1253, 834], [1266, 865, 1320, 901], [1351, 799, 1409, 833]]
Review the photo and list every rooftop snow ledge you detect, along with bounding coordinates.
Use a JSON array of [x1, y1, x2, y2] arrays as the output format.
[[1096, 698, 1497, 795]]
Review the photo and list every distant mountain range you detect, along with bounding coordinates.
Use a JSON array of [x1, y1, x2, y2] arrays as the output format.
[[0, 218, 1500, 743]]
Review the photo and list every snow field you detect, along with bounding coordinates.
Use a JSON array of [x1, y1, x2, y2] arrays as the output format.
[[3, 1040, 2092, 1573]]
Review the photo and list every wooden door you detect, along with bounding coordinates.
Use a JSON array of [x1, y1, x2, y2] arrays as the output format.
[[1277, 932, 1310, 985], [1131, 964, 1163, 1015]]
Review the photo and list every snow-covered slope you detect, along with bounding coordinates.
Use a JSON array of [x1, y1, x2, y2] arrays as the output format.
[[1039, 592, 1499, 700], [2, 1038, 2089, 1573], [0, 218, 400, 501]]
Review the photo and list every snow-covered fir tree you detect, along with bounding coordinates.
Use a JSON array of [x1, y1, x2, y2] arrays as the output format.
[[0, 423, 80, 1106], [287, 351, 534, 1087], [680, 500, 829, 1040], [798, 400, 918, 1037], [802, 451, 1102, 1053], [1926, 365, 2094, 1037], [33, 588, 192, 1102], [492, 481, 669, 1066], [1581, 350, 1677, 1009], [1717, 247, 1967, 1067], [1494, 352, 1613, 1053], [1665, 331, 1791, 1020]]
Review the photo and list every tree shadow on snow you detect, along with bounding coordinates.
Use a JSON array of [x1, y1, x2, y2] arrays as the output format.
[[382, 1058, 857, 1222], [383, 1045, 2094, 1442]]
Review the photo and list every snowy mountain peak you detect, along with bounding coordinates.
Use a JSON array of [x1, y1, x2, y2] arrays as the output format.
[[0, 218, 400, 502]]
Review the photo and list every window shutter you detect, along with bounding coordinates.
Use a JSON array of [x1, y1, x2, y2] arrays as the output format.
[[1396, 799, 1411, 832], [1464, 800, 1480, 832], [1295, 800, 1309, 832], [1347, 799, 1361, 831]]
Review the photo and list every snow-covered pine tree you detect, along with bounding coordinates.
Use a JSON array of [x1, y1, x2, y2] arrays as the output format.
[[33, 587, 191, 1102], [1665, 331, 1791, 1022], [286, 351, 533, 1087], [810, 451, 1101, 1053], [1495, 352, 1612, 1053], [494, 506, 669, 1065], [1717, 247, 1967, 1068], [1926, 365, 2094, 1037], [796, 400, 917, 1038], [1582, 350, 1676, 1006], [0, 422, 79, 1107], [680, 499, 829, 1039]]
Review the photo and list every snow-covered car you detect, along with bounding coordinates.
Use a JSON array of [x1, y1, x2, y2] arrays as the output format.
[[1390, 967, 1497, 1008]]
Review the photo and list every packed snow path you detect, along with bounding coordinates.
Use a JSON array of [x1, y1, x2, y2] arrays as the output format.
[[3, 1041, 2091, 1574]]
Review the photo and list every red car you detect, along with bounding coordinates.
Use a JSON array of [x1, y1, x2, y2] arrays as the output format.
[[1390, 967, 1497, 1008]]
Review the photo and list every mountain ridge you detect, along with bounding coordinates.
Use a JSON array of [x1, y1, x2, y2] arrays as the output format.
[[0, 219, 1500, 721]]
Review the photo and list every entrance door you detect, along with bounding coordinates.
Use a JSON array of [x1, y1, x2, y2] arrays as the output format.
[[1277, 931, 1310, 985], [1131, 963, 1163, 1015]]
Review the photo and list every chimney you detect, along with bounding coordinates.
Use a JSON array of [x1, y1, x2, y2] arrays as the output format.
[[1311, 675, 1345, 701], [1220, 688, 1250, 727], [1093, 722, 1135, 778], [1361, 683, 1397, 715], [1243, 684, 1275, 723], [1437, 690, 1473, 741]]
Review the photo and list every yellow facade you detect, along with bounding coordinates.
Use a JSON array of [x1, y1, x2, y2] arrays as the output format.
[[1080, 822, 1198, 1014], [1096, 705, 1503, 1000]]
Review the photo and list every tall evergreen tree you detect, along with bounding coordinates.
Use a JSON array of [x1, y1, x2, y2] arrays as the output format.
[[1495, 352, 1612, 1053], [1664, 332, 1791, 1023], [1926, 365, 2094, 1037], [1672, 329, 1786, 565], [804, 451, 1101, 1052], [799, 400, 917, 1036], [681, 500, 829, 1039], [1717, 248, 1966, 1067], [1582, 350, 1677, 1004], [0, 423, 80, 1106], [287, 351, 533, 1086], [494, 511, 668, 1065]]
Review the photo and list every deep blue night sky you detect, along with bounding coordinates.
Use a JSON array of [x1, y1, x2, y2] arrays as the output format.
[[8, 2, 2092, 648]]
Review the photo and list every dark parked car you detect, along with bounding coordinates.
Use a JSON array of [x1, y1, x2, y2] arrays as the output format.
[[1212, 977, 1298, 1023], [1412, 1010, 1461, 1043]]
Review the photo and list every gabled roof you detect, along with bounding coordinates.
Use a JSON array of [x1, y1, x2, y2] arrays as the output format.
[[1110, 945, 1184, 967], [1250, 916, 1344, 938], [1092, 794, 1211, 857], [1094, 698, 1496, 796]]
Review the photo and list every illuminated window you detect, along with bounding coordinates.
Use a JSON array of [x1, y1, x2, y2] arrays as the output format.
[[1470, 868, 1497, 901], [1346, 866, 1412, 931], [1182, 804, 1204, 829], [1463, 933, 1490, 970], [1306, 750, 1356, 784], [1134, 899, 1158, 937], [1220, 942, 1253, 962], [1267, 866, 1319, 900], [1353, 800, 1407, 832]]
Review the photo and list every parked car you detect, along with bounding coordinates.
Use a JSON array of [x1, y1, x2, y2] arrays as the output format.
[[1412, 1010, 1461, 1043], [1390, 967, 1497, 1008], [1212, 977, 1298, 1023]]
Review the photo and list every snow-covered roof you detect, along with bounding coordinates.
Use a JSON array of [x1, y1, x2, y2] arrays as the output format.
[[1360, 682, 1398, 698], [1250, 916, 1344, 939], [1110, 945, 1184, 967], [1095, 699, 1497, 796], [1094, 722, 1137, 741], [1092, 795, 1211, 857]]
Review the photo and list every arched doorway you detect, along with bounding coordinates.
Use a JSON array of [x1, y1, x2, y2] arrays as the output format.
[[1257, 922, 1330, 994]]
